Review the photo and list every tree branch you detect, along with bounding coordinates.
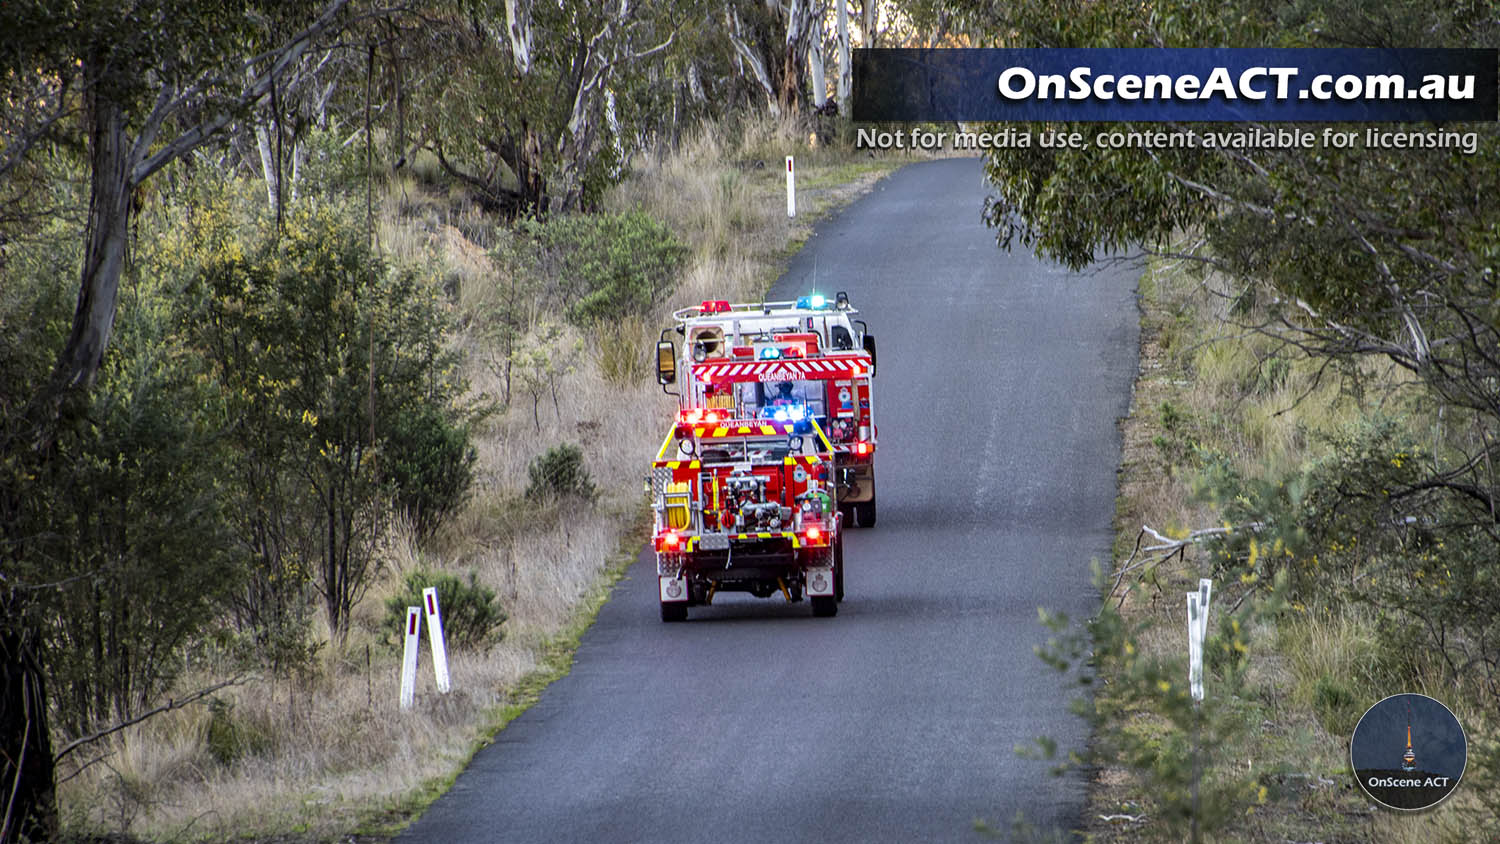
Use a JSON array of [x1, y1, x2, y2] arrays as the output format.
[[52, 676, 246, 765]]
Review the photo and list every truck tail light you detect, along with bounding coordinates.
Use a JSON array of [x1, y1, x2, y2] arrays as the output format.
[[661, 531, 680, 550], [855, 441, 871, 457], [806, 526, 821, 543]]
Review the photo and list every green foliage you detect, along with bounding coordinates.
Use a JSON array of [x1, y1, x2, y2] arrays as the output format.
[[525, 443, 596, 503], [187, 202, 474, 640], [383, 402, 477, 540], [205, 698, 273, 766], [1, 213, 238, 736], [1197, 417, 1500, 702], [1028, 563, 1294, 838], [527, 210, 689, 325], [383, 570, 505, 650]]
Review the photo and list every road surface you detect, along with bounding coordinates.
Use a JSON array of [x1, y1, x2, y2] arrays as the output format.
[[401, 157, 1141, 842]]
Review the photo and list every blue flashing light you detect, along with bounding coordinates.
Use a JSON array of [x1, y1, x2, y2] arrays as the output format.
[[810, 294, 826, 309], [795, 294, 829, 310], [758, 347, 782, 360], [772, 405, 807, 423]]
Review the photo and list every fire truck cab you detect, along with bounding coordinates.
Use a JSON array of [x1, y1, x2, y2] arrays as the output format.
[[649, 415, 844, 621], [654, 292, 879, 527]]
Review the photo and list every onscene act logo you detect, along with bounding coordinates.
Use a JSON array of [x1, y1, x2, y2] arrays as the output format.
[[1350, 693, 1466, 811]]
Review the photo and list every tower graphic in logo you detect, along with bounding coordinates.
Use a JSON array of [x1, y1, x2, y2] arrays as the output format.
[[1401, 716, 1417, 772], [1398, 719, 1410, 773], [1351, 692, 1466, 811]]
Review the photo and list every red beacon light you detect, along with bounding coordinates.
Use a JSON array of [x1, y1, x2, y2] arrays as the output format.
[[680, 408, 727, 425], [660, 530, 681, 550], [699, 299, 731, 315], [805, 526, 821, 542], [854, 441, 872, 457]]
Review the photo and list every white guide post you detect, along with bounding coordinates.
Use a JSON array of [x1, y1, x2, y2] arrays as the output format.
[[422, 586, 451, 694], [1196, 578, 1213, 645], [400, 606, 421, 710], [1187, 593, 1203, 702], [786, 156, 796, 218]]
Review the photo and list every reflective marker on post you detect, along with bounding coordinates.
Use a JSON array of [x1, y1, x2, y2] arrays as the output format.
[[786, 156, 795, 218], [1187, 593, 1204, 702], [422, 586, 451, 694], [1196, 578, 1213, 645], [400, 606, 420, 710]]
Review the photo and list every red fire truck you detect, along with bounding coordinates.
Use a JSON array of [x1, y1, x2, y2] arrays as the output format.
[[649, 414, 844, 621], [654, 292, 879, 526]]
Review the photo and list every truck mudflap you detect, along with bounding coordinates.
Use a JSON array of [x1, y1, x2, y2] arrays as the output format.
[[804, 567, 835, 597], [659, 575, 689, 603]]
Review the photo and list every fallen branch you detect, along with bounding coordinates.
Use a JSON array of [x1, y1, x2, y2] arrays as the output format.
[[52, 675, 248, 765], [1110, 522, 1263, 608]]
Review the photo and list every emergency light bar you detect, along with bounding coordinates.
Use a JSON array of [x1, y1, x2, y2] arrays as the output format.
[[691, 357, 870, 382]]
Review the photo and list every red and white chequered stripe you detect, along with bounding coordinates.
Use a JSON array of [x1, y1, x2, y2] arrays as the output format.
[[694, 359, 861, 379]]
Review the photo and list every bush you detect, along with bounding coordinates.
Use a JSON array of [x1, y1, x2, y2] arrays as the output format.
[[205, 698, 273, 766], [383, 570, 505, 650], [384, 403, 477, 539], [525, 443, 596, 502], [530, 210, 688, 325]]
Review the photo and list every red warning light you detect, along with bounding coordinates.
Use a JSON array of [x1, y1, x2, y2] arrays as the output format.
[[806, 526, 821, 542], [661, 531, 680, 550], [855, 441, 872, 456]]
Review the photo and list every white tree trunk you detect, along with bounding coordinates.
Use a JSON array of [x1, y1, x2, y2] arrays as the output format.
[[861, 0, 876, 48], [254, 123, 280, 210], [809, 32, 827, 109], [836, 0, 850, 103], [727, 9, 779, 115], [503, 0, 533, 75], [687, 63, 706, 103]]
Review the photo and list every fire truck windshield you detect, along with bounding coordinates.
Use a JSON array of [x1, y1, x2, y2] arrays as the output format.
[[738, 380, 827, 421]]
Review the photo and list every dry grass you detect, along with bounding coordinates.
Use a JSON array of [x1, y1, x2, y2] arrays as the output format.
[[55, 112, 903, 841], [1086, 253, 1434, 842]]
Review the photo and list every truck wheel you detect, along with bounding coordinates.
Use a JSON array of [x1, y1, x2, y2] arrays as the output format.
[[660, 602, 687, 622], [834, 537, 845, 603], [811, 595, 837, 617], [855, 496, 877, 528]]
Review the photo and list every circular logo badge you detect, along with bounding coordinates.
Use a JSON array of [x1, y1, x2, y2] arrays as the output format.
[[1350, 693, 1466, 811], [793, 466, 808, 483]]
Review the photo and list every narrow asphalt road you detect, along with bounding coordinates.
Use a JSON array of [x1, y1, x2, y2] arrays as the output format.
[[401, 157, 1140, 842]]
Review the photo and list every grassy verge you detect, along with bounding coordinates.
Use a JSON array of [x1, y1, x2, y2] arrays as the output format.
[[1078, 254, 1488, 841], [54, 113, 909, 842]]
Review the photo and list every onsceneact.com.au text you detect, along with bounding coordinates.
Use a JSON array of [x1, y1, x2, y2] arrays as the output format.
[[997, 66, 1478, 103]]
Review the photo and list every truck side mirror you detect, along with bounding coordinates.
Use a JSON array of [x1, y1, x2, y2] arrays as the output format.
[[862, 334, 877, 377], [656, 340, 677, 385]]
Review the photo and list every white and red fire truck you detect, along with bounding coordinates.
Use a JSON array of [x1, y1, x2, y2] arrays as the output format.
[[654, 292, 879, 526], [649, 414, 844, 621]]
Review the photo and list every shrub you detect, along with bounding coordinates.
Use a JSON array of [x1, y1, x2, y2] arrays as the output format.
[[384, 403, 477, 539], [383, 570, 505, 650], [532, 210, 688, 325], [525, 443, 596, 502], [205, 698, 273, 766]]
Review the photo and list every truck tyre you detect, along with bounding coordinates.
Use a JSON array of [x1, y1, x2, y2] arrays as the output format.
[[660, 602, 687, 622], [834, 536, 845, 602], [855, 495, 877, 528], [811, 595, 837, 617]]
